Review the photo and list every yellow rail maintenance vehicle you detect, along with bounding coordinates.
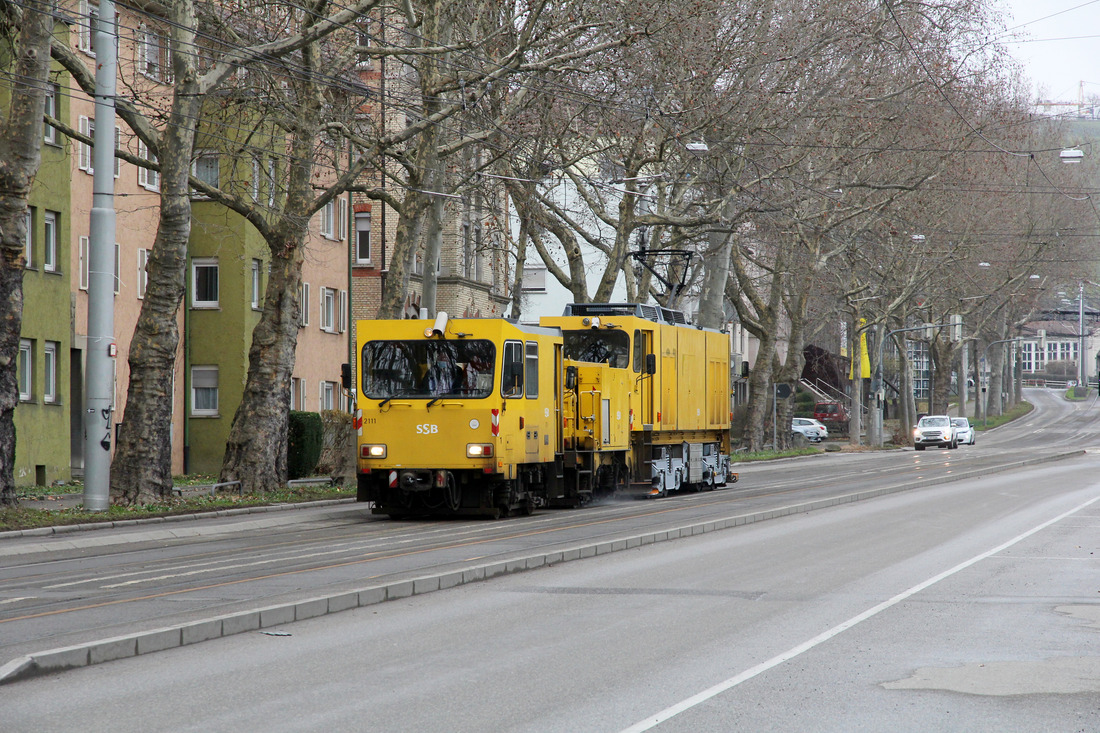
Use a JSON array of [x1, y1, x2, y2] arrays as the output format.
[[355, 313, 564, 518], [541, 303, 736, 497], [353, 305, 736, 518]]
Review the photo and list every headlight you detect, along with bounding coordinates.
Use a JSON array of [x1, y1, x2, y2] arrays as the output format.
[[467, 443, 494, 457], [360, 444, 387, 458]]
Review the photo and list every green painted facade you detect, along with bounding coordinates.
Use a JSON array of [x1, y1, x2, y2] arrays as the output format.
[[185, 202, 269, 474], [12, 59, 74, 488]]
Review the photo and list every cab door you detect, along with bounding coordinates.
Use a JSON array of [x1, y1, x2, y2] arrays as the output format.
[[634, 329, 655, 428], [524, 341, 541, 461]]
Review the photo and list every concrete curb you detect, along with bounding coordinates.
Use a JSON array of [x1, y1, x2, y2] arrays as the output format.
[[0, 449, 1083, 685], [0, 498, 356, 541]]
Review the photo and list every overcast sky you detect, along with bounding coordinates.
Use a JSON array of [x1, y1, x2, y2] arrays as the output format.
[[1001, 0, 1100, 101]]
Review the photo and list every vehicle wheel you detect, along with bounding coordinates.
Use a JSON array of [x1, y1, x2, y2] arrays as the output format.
[[951, 439, 958, 449], [915, 445, 925, 451]]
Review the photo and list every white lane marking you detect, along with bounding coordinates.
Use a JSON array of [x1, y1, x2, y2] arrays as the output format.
[[619, 493, 1100, 733], [0, 597, 34, 605]]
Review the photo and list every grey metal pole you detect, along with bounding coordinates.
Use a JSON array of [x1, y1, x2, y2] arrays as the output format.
[[1079, 283, 1086, 391], [82, 0, 118, 512], [959, 340, 968, 418]]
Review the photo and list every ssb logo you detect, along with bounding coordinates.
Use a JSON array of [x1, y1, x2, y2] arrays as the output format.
[[415, 423, 439, 434]]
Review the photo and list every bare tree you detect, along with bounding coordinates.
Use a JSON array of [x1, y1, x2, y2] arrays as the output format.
[[51, 0, 385, 501], [0, 0, 53, 506]]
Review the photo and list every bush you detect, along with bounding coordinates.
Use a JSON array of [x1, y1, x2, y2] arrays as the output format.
[[315, 410, 354, 482], [287, 411, 324, 480], [793, 389, 816, 417]]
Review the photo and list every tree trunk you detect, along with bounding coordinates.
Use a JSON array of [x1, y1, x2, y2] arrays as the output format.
[[219, 245, 303, 492], [898, 337, 914, 441], [697, 211, 734, 330], [849, 325, 862, 446], [930, 338, 954, 416], [111, 0, 199, 504], [419, 175, 445, 318], [988, 345, 1004, 418], [743, 322, 779, 450], [0, 7, 52, 506]]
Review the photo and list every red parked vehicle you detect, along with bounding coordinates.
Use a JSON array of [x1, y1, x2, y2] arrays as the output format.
[[812, 401, 850, 424]]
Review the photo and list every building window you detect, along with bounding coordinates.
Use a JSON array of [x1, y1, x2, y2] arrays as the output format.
[[114, 242, 120, 294], [79, 236, 89, 290], [138, 140, 159, 191], [266, 157, 276, 206], [44, 342, 58, 403], [114, 126, 121, 178], [320, 287, 335, 332], [355, 211, 371, 264], [521, 267, 546, 293], [191, 366, 218, 416], [462, 223, 473, 278], [78, 116, 94, 173], [299, 282, 310, 326], [78, 0, 99, 55], [43, 211, 57, 272], [251, 158, 261, 201], [251, 259, 261, 309], [192, 258, 218, 307], [356, 24, 372, 66], [193, 152, 219, 190], [18, 340, 32, 401], [336, 199, 347, 241], [43, 83, 58, 144], [23, 208, 33, 268], [320, 201, 335, 239], [139, 26, 172, 83], [338, 290, 347, 333], [320, 381, 336, 411], [474, 224, 483, 282], [291, 377, 301, 410], [137, 248, 149, 298]]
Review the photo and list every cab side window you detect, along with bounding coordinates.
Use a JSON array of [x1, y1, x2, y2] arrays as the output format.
[[525, 341, 538, 398], [502, 341, 523, 397]]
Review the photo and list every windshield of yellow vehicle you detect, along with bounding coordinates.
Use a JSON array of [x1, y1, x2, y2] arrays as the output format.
[[562, 330, 630, 368], [362, 340, 496, 399]]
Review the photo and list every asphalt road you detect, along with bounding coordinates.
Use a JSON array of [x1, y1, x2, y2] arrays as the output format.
[[0, 390, 1091, 660], [2, 389, 1099, 718], [3, 388, 1100, 731]]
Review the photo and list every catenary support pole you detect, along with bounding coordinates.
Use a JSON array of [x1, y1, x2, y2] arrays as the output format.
[[83, 0, 118, 512]]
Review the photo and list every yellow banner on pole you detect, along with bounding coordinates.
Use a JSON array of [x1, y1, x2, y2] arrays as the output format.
[[849, 320, 871, 379]]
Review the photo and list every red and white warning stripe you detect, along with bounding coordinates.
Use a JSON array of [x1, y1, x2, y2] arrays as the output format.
[[355, 409, 363, 436], [491, 409, 500, 436]]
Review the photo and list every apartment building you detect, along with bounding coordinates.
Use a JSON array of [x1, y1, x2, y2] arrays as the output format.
[[10, 2, 352, 484]]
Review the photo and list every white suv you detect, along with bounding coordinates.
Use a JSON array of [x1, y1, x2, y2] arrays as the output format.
[[913, 415, 957, 450]]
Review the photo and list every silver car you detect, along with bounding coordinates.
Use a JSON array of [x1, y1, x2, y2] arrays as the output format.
[[913, 415, 957, 450], [792, 417, 828, 443], [951, 417, 975, 445]]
